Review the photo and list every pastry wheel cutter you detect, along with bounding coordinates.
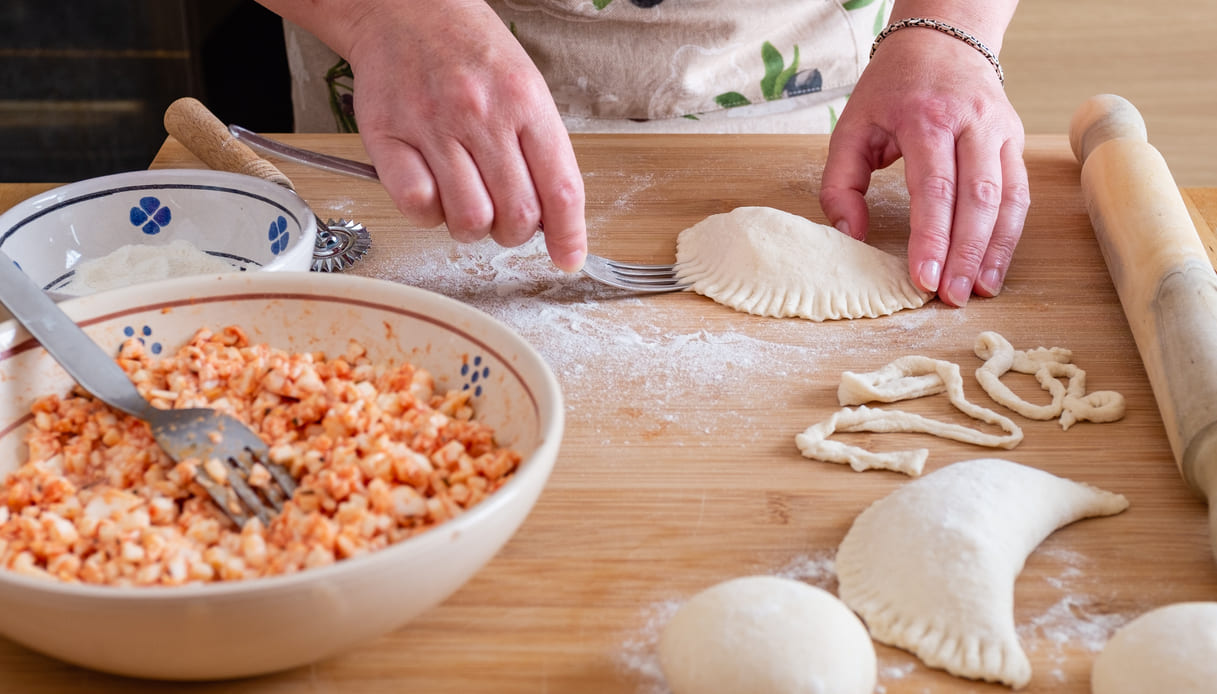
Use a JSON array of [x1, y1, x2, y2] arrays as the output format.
[[163, 97, 371, 272]]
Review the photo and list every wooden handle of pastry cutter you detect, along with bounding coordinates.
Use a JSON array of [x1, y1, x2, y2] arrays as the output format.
[[1071, 93, 1217, 561], [164, 97, 295, 190]]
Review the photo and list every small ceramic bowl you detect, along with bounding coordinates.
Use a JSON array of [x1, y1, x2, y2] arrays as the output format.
[[0, 169, 317, 301], [0, 272, 563, 680]]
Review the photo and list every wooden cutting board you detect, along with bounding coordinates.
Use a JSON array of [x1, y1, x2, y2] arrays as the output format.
[[2, 133, 1215, 693]]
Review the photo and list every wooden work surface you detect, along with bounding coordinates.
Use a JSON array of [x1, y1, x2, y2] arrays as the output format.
[[3, 134, 1217, 693]]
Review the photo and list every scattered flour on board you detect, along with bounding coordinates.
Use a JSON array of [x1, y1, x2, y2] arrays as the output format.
[[615, 545, 1138, 693], [1018, 546, 1135, 683], [380, 233, 964, 444], [380, 229, 1122, 692]]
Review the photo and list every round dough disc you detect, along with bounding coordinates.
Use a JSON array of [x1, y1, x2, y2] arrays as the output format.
[[1092, 602, 1217, 694], [658, 575, 876, 694]]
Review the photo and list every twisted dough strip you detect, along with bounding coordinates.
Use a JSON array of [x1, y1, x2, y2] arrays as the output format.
[[797, 356, 1023, 477], [973, 331, 1125, 430]]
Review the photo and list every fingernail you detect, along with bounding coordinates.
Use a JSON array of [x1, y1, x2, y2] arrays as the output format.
[[977, 267, 1003, 296], [918, 261, 942, 292], [946, 276, 972, 307], [834, 220, 850, 237], [556, 249, 586, 274]]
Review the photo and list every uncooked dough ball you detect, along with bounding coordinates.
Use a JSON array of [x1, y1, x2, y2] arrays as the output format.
[[1091, 602, 1217, 694], [657, 575, 876, 694]]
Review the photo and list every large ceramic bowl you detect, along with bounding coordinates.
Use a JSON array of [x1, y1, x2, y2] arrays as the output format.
[[0, 169, 317, 301], [0, 272, 563, 680]]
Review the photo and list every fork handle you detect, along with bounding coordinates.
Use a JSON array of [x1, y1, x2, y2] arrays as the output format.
[[229, 125, 382, 183], [0, 252, 154, 419]]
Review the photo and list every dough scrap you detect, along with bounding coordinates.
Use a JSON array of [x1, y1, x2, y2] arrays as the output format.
[[1091, 602, 1217, 694], [973, 331, 1126, 430], [675, 206, 930, 320], [658, 575, 876, 694], [797, 355, 1023, 476], [836, 458, 1129, 689]]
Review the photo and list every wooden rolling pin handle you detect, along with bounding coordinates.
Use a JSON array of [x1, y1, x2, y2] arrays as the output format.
[[1071, 94, 1217, 561], [163, 97, 295, 190]]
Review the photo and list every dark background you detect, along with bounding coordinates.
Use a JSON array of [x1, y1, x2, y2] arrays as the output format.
[[0, 0, 293, 182]]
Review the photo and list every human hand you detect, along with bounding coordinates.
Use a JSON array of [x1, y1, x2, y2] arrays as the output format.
[[820, 22, 1029, 307], [282, 0, 588, 272]]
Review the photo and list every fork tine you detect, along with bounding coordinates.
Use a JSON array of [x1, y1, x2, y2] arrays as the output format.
[[193, 467, 254, 527], [220, 460, 273, 527], [192, 447, 297, 527], [582, 254, 690, 293], [229, 447, 297, 509], [601, 260, 679, 272]]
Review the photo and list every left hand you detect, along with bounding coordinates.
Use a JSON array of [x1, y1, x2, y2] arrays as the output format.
[[819, 24, 1029, 307]]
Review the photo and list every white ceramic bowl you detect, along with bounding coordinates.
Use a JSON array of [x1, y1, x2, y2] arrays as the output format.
[[0, 169, 317, 301], [0, 272, 563, 680]]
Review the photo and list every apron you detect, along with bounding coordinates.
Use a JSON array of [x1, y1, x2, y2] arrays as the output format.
[[283, 1, 891, 133], [490, 0, 889, 122]]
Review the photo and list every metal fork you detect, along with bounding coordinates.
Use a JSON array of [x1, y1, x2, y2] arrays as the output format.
[[580, 255, 688, 292], [0, 252, 296, 528], [226, 128, 691, 293]]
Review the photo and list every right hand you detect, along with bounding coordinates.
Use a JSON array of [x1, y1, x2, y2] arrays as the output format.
[[332, 1, 588, 271]]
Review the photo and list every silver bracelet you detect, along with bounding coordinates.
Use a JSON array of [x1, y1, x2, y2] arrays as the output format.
[[870, 17, 1005, 86]]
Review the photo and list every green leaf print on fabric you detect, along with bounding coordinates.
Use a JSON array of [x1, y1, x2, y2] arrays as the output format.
[[594, 0, 613, 9], [760, 42, 800, 101], [715, 92, 751, 109], [872, 0, 890, 35], [715, 41, 810, 109], [842, 0, 890, 36], [326, 58, 357, 133]]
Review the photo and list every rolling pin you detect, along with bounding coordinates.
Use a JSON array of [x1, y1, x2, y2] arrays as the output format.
[[1070, 94, 1217, 562]]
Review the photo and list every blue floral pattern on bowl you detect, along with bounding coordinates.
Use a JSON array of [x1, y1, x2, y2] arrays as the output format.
[[267, 216, 290, 255], [460, 355, 491, 397], [123, 324, 162, 355], [131, 197, 172, 235]]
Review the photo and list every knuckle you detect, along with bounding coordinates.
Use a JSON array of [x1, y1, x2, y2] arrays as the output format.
[[447, 206, 494, 239], [393, 187, 444, 228], [919, 173, 957, 206], [396, 183, 437, 214], [1004, 180, 1032, 217], [445, 75, 493, 118], [964, 177, 1003, 214], [495, 198, 542, 240], [542, 174, 585, 213]]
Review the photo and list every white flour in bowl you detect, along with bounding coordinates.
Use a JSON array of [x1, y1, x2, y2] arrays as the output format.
[[60, 239, 237, 296]]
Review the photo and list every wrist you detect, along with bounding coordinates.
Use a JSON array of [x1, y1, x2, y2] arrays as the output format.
[[870, 17, 1005, 86], [886, 0, 1018, 53], [256, 0, 385, 59]]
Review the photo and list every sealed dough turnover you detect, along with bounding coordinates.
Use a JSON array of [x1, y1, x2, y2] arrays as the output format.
[[675, 206, 931, 320], [836, 458, 1129, 689]]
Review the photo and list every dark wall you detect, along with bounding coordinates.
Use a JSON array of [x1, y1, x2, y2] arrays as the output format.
[[0, 0, 292, 183]]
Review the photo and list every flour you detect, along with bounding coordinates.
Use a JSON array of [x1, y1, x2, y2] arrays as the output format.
[[378, 233, 965, 442], [616, 546, 1137, 693], [60, 239, 236, 296], [1019, 548, 1133, 661]]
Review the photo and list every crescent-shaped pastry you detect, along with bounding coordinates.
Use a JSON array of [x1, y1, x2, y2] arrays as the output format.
[[836, 458, 1129, 689], [675, 206, 931, 320]]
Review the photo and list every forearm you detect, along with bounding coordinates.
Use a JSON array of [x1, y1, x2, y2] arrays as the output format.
[[887, 0, 1019, 52], [255, 0, 384, 58]]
